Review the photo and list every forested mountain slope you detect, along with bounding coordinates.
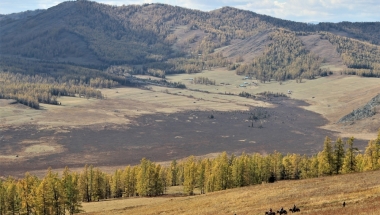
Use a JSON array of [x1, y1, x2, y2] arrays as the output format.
[[1, 1, 380, 80], [0, 9, 45, 21]]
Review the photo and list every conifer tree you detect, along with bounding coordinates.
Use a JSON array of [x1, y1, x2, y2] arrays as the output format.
[[375, 129, 380, 167], [176, 163, 185, 186], [342, 137, 358, 173], [5, 178, 21, 215], [92, 168, 105, 201], [204, 159, 214, 192], [111, 169, 123, 198], [231, 155, 245, 187], [124, 166, 137, 197], [170, 160, 178, 186], [240, 154, 251, 186], [249, 153, 263, 184], [289, 154, 301, 179], [62, 167, 81, 215], [270, 152, 284, 181], [309, 155, 319, 178], [364, 140, 378, 170], [282, 154, 293, 180], [355, 154, 366, 172], [78, 165, 93, 202], [197, 159, 207, 194], [299, 155, 312, 179], [159, 166, 169, 195], [49, 170, 65, 215], [104, 175, 112, 199], [183, 156, 197, 195], [152, 164, 164, 196], [333, 137, 345, 174], [35, 178, 51, 215], [136, 158, 155, 196], [122, 166, 132, 197], [19, 173, 38, 215], [213, 152, 231, 190], [318, 136, 334, 176], [0, 180, 5, 215]]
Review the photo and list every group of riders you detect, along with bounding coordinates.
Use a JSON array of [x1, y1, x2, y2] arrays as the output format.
[[267, 204, 299, 214]]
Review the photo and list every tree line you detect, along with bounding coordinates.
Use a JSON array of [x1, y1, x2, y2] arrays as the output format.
[[0, 72, 108, 109], [234, 30, 322, 82], [320, 32, 380, 76], [192, 76, 216, 85], [1, 132, 380, 214]]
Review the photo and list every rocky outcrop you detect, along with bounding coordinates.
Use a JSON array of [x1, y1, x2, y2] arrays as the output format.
[[338, 94, 380, 123]]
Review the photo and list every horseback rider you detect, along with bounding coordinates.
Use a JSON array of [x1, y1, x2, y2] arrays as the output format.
[[293, 204, 296, 211], [280, 207, 284, 212]]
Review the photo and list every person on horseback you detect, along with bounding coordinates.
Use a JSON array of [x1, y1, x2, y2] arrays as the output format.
[[293, 204, 296, 211]]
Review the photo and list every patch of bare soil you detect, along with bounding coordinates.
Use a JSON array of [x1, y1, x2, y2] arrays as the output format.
[[0, 97, 368, 177], [171, 25, 207, 52], [328, 28, 355, 39], [299, 34, 346, 71], [215, 30, 272, 62], [0, 99, 17, 105]]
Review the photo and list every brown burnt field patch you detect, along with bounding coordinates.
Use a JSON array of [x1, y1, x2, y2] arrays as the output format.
[[0, 97, 368, 177]]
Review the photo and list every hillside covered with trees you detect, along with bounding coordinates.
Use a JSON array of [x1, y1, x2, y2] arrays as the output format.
[[1, 132, 380, 214], [1, 1, 380, 82], [1, 1, 380, 109]]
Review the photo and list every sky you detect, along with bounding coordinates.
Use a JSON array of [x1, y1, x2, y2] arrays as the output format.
[[0, 0, 379, 23]]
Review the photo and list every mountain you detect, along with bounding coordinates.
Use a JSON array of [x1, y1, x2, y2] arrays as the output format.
[[0, 9, 45, 21], [1, 0, 380, 81]]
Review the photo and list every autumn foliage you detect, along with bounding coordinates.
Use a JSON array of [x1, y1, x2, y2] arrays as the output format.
[[1, 131, 380, 214]]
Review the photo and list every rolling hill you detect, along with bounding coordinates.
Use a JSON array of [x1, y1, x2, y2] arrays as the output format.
[[1, 0, 380, 80], [1, 3, 380, 214], [80, 169, 380, 215]]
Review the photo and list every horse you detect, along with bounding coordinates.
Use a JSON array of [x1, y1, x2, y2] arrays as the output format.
[[289, 208, 300, 213], [265, 212, 276, 215], [277, 209, 287, 214]]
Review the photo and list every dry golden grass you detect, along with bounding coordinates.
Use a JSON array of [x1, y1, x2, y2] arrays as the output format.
[[169, 70, 380, 140], [1, 69, 379, 172], [1, 69, 380, 174], [2, 68, 379, 140], [0, 75, 269, 130], [80, 170, 380, 215]]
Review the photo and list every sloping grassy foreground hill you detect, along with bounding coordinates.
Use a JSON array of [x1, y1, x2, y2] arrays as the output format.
[[81, 170, 380, 215]]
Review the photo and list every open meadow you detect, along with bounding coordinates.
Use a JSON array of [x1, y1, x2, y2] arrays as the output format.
[[79, 169, 380, 215], [1, 3, 380, 215], [1, 68, 380, 177], [167, 69, 380, 138]]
